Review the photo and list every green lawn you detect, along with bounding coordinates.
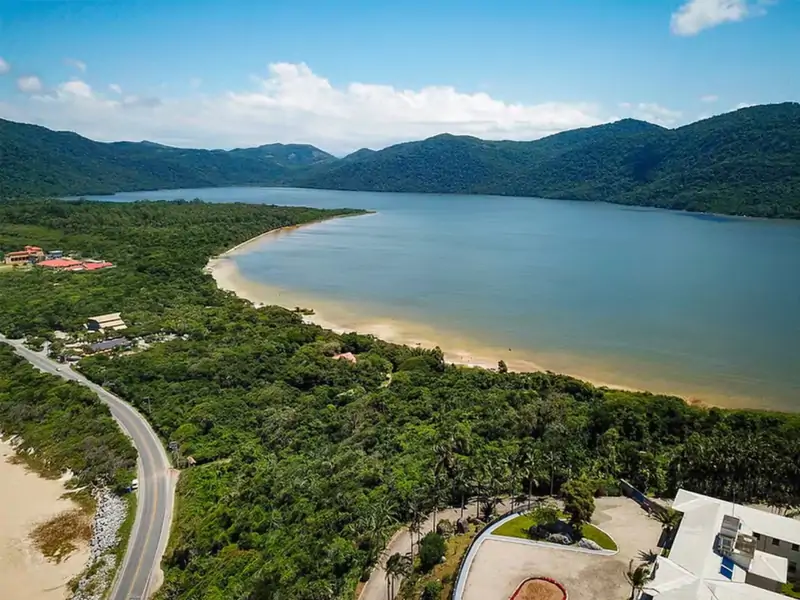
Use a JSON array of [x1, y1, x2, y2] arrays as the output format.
[[493, 514, 538, 539], [580, 523, 618, 551], [782, 582, 800, 598], [492, 513, 618, 551]]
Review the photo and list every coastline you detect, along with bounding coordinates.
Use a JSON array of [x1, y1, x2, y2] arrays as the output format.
[[206, 219, 771, 409], [205, 217, 790, 411], [0, 438, 91, 600]]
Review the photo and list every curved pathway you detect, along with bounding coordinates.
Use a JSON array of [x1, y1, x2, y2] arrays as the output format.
[[0, 335, 175, 600]]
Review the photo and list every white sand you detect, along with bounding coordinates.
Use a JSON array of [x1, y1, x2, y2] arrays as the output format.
[[205, 221, 761, 409], [0, 439, 91, 600]]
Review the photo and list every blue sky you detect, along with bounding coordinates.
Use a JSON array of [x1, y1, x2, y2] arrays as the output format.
[[0, 0, 798, 153]]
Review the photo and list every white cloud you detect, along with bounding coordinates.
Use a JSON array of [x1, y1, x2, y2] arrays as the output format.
[[622, 102, 683, 126], [700, 94, 719, 103], [17, 75, 43, 94], [109, 83, 122, 94], [670, 0, 772, 36], [735, 102, 755, 109], [65, 58, 87, 73], [0, 57, 9, 75], [0, 62, 612, 154]]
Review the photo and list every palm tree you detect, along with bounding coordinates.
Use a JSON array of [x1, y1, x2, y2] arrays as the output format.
[[624, 560, 651, 600], [432, 438, 456, 530], [516, 444, 541, 511], [408, 499, 424, 565], [653, 507, 682, 546], [384, 552, 412, 600]]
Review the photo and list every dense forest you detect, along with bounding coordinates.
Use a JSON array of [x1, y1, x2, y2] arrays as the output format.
[[1, 199, 799, 599], [0, 345, 136, 492], [2, 102, 799, 218]]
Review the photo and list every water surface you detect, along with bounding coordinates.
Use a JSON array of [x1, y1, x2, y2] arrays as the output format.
[[89, 187, 800, 411]]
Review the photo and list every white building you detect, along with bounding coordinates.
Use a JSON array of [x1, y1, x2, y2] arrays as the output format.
[[645, 489, 800, 599], [86, 312, 127, 332]]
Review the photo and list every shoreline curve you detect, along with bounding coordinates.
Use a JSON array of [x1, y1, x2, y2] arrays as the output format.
[[204, 217, 777, 412]]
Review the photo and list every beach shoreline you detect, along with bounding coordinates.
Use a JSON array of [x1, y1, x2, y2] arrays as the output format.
[[0, 437, 91, 600], [205, 219, 769, 411]]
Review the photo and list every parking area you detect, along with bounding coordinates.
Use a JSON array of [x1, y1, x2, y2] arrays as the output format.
[[461, 497, 662, 600]]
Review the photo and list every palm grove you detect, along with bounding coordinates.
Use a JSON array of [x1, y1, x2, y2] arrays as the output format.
[[1, 198, 799, 599]]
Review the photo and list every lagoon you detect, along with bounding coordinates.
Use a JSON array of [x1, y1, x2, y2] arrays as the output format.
[[89, 187, 800, 411]]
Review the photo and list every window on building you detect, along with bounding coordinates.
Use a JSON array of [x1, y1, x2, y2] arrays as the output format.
[[789, 562, 797, 574], [772, 538, 780, 547], [754, 533, 761, 540], [792, 543, 799, 552]]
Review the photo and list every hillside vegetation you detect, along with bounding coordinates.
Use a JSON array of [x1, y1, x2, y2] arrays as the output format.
[[1, 199, 799, 599], [1, 103, 799, 217]]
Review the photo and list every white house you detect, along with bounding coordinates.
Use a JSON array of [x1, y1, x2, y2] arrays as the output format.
[[645, 489, 799, 599]]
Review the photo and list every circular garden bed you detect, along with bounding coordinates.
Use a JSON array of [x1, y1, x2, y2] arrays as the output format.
[[509, 577, 567, 600]]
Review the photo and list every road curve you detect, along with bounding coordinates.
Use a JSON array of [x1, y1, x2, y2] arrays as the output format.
[[0, 335, 174, 600]]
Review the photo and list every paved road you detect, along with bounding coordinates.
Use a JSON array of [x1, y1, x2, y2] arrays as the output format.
[[0, 335, 174, 600]]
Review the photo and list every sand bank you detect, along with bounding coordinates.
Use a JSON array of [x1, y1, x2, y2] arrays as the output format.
[[206, 220, 764, 410], [0, 438, 90, 600]]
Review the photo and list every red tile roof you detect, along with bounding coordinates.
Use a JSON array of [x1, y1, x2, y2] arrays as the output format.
[[38, 258, 83, 268], [81, 261, 114, 270]]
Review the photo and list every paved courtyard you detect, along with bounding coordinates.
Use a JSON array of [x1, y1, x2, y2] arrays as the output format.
[[461, 497, 662, 600]]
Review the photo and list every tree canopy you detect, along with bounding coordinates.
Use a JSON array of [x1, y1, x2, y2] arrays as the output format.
[[1, 198, 799, 599]]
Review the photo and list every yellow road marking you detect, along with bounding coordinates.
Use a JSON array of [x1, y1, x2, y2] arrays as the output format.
[[122, 415, 162, 600]]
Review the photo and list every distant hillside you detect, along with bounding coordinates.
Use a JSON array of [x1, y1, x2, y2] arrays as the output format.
[[297, 104, 800, 218], [1, 103, 799, 217], [0, 119, 333, 197]]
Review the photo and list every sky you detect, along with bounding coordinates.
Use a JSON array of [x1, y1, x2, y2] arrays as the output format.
[[0, 0, 798, 154]]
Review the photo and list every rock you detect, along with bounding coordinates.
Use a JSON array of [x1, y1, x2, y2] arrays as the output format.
[[578, 538, 603, 551], [71, 487, 129, 600], [546, 533, 573, 545], [456, 518, 468, 534], [436, 519, 454, 538]]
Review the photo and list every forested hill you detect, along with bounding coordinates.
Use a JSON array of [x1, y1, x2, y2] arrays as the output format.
[[298, 103, 800, 218], [2, 102, 799, 217], [0, 118, 335, 197]]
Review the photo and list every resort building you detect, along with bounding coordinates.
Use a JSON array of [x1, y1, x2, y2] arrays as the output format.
[[3, 245, 45, 265], [38, 258, 84, 269], [89, 338, 132, 354], [37, 258, 115, 271], [86, 313, 128, 332], [645, 489, 800, 599]]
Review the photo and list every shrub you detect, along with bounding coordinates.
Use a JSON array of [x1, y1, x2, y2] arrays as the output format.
[[418, 532, 446, 572], [436, 519, 454, 538], [421, 580, 443, 600]]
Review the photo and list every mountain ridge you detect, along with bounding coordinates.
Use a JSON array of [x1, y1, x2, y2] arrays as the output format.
[[1, 102, 799, 218]]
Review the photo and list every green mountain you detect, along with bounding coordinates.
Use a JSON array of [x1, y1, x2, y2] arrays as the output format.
[[1, 103, 799, 217], [0, 119, 334, 197], [298, 103, 800, 218]]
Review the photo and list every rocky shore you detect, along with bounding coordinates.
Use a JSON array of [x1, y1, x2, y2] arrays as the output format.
[[71, 488, 128, 600]]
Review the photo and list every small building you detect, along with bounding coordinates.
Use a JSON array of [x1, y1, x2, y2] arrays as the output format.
[[333, 352, 358, 364], [68, 261, 114, 272], [89, 337, 131, 354], [46, 250, 64, 260], [38, 258, 83, 269], [86, 313, 127, 332], [3, 245, 45, 265], [645, 489, 800, 600]]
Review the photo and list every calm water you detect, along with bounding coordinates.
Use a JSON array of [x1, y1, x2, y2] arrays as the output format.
[[89, 187, 800, 411]]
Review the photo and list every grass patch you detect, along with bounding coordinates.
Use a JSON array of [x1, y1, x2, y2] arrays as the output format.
[[398, 523, 478, 600], [580, 523, 618, 551], [493, 514, 539, 539], [30, 508, 92, 562], [113, 493, 137, 567], [782, 582, 800, 598]]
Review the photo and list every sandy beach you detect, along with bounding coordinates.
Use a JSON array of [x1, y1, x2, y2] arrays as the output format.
[[206, 220, 762, 409], [0, 438, 90, 600]]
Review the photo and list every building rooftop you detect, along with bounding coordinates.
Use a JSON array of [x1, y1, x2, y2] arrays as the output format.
[[648, 489, 795, 600], [673, 489, 800, 546], [38, 258, 83, 268], [90, 338, 131, 352]]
